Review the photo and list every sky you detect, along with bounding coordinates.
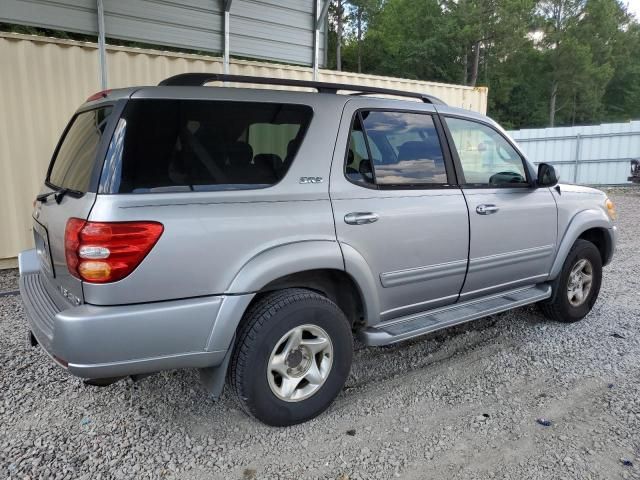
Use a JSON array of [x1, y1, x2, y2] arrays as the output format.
[[626, 0, 640, 20]]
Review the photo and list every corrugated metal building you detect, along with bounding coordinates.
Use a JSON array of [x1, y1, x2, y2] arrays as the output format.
[[508, 121, 640, 185], [0, 32, 488, 263], [1, 0, 327, 67]]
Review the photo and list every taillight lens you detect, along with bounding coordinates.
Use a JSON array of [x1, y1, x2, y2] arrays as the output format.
[[65, 218, 163, 283], [86, 90, 111, 102]]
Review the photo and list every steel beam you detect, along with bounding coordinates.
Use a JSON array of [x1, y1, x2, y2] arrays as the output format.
[[313, 0, 330, 80], [96, 0, 107, 89], [223, 0, 233, 74]]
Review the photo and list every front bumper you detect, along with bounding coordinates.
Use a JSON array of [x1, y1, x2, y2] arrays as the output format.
[[605, 225, 618, 266], [19, 251, 239, 378]]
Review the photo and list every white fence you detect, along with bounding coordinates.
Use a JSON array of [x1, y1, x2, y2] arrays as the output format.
[[508, 121, 640, 185]]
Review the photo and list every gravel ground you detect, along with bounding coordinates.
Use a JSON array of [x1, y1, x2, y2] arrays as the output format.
[[0, 267, 18, 293], [1, 189, 639, 480]]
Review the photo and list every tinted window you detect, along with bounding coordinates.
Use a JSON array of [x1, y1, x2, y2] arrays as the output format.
[[345, 115, 376, 185], [446, 117, 528, 186], [106, 100, 312, 193], [347, 111, 447, 187], [49, 107, 113, 192]]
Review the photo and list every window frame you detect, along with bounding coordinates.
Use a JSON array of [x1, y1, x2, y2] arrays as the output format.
[[440, 114, 535, 189], [343, 108, 458, 190]]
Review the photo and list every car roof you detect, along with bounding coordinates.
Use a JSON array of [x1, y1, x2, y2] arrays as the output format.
[[82, 84, 494, 126]]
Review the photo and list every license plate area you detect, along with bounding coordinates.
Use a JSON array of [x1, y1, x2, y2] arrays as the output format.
[[33, 220, 55, 277]]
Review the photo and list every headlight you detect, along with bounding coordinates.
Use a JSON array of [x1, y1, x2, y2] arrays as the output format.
[[605, 198, 617, 220]]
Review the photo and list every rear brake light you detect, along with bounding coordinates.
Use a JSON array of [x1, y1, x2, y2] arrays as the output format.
[[86, 90, 111, 102], [65, 218, 163, 283]]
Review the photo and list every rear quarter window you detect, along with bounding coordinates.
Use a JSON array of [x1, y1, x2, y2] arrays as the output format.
[[48, 107, 113, 192], [104, 100, 313, 193]]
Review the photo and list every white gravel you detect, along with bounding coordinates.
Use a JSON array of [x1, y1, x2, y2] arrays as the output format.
[[1, 189, 639, 480], [0, 268, 18, 293]]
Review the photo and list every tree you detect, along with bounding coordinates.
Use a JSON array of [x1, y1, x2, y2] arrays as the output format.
[[325, 0, 640, 129], [603, 20, 640, 120], [334, 0, 346, 71], [347, 0, 454, 80]]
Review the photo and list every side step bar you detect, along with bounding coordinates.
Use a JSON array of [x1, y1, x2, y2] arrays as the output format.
[[359, 284, 552, 346]]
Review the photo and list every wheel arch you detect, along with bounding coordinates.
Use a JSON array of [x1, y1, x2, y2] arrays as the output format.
[[550, 209, 614, 279], [207, 241, 379, 353], [256, 269, 366, 328]]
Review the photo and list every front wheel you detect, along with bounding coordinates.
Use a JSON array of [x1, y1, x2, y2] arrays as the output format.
[[539, 239, 602, 323], [228, 288, 353, 426]]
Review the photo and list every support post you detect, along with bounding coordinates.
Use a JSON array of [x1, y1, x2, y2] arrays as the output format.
[[96, 0, 108, 89], [573, 134, 582, 184], [223, 0, 233, 75], [313, 0, 330, 81]]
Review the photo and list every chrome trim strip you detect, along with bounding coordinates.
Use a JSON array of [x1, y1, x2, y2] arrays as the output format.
[[380, 259, 468, 288]]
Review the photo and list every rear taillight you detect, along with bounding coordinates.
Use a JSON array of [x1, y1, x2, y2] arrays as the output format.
[[86, 90, 111, 102], [65, 218, 163, 283]]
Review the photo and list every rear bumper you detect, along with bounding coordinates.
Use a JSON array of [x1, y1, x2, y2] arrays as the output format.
[[19, 251, 235, 378]]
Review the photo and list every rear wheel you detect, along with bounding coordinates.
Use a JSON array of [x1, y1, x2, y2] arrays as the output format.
[[539, 239, 602, 323], [228, 288, 353, 426]]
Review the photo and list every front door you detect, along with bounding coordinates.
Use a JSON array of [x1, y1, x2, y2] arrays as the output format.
[[330, 100, 470, 321], [442, 116, 557, 300]]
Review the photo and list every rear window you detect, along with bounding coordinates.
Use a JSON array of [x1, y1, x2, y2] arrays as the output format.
[[104, 100, 313, 193], [48, 107, 113, 192]]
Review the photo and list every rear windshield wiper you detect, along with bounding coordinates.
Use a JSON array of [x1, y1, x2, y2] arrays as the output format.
[[36, 187, 83, 204]]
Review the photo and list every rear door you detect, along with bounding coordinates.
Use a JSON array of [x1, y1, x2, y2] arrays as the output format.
[[442, 115, 557, 300], [330, 99, 469, 321], [33, 105, 115, 303]]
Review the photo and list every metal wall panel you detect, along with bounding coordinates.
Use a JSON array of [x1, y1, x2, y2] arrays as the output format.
[[509, 121, 640, 185], [0, 32, 487, 260], [0, 0, 97, 34], [0, 0, 325, 66], [102, 0, 224, 55]]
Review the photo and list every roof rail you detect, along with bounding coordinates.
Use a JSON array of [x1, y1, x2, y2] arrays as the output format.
[[158, 73, 446, 105]]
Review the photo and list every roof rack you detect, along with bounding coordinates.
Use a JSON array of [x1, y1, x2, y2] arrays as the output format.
[[158, 73, 446, 105]]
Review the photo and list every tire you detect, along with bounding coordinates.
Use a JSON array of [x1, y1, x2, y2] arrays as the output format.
[[539, 239, 602, 323], [228, 288, 353, 426]]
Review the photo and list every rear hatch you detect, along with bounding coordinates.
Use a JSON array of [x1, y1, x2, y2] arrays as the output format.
[[33, 104, 115, 304]]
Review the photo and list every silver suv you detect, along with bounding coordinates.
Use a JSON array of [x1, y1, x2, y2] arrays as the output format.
[[19, 74, 618, 426]]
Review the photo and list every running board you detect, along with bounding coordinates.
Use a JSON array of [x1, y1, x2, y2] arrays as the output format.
[[359, 284, 552, 346]]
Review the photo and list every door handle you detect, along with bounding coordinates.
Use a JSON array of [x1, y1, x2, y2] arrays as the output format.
[[344, 212, 379, 225], [476, 204, 499, 215]]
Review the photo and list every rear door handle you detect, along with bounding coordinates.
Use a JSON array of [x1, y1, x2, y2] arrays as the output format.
[[476, 204, 499, 215], [344, 212, 379, 225]]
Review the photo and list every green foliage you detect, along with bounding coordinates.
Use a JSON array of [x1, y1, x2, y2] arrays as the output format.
[[328, 0, 640, 129]]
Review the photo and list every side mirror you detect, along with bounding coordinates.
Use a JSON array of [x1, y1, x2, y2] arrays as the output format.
[[537, 163, 558, 187]]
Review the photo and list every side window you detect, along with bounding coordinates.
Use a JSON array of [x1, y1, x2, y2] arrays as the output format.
[[345, 110, 448, 187], [445, 117, 528, 186], [346, 115, 376, 185], [49, 107, 113, 193], [111, 100, 312, 193]]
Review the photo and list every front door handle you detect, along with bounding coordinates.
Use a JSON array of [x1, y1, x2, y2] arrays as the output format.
[[344, 212, 379, 225], [476, 204, 499, 215]]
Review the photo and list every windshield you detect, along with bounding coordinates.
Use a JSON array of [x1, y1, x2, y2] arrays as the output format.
[[48, 106, 113, 193]]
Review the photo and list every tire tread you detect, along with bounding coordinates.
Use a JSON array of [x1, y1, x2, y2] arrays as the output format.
[[228, 288, 344, 420], [539, 239, 602, 323]]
